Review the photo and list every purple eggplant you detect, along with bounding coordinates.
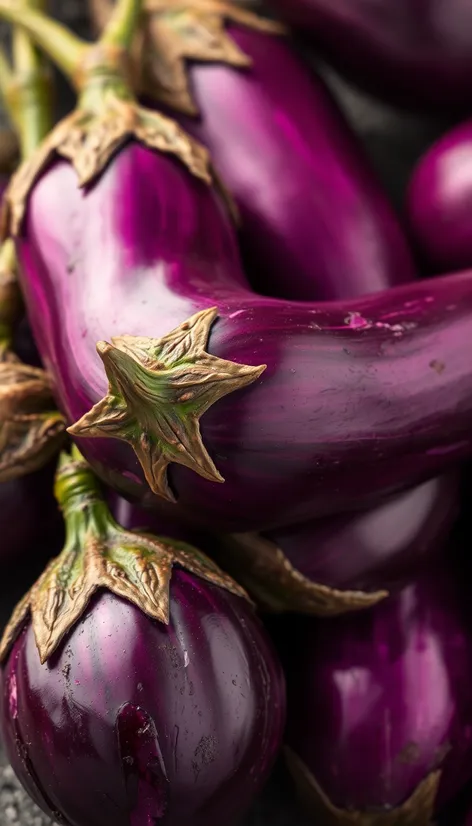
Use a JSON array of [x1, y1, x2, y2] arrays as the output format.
[[4, 3, 472, 534], [406, 120, 472, 273], [215, 474, 460, 615], [92, 0, 416, 301], [269, 0, 472, 112], [0, 447, 286, 826], [281, 562, 472, 823], [0, 466, 60, 565]]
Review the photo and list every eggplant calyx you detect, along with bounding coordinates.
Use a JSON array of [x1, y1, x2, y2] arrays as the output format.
[[2, 95, 229, 238], [68, 307, 266, 503], [90, 0, 286, 116], [285, 747, 441, 826], [216, 533, 388, 615], [0, 360, 66, 482], [0, 446, 249, 664]]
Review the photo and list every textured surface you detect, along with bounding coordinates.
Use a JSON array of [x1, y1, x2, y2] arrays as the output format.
[[0, 1, 466, 825]]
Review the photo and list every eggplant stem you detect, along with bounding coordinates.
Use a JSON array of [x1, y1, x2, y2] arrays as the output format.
[[0, 47, 14, 97], [101, 0, 142, 52], [0, 1, 86, 82]]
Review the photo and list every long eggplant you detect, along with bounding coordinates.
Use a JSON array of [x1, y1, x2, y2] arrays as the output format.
[[269, 0, 472, 112], [3, 2, 472, 535], [89, 0, 416, 301]]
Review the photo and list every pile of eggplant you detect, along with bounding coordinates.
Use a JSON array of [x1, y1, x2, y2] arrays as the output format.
[[2, 0, 472, 824]]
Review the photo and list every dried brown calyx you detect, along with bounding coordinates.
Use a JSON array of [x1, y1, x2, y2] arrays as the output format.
[[285, 748, 440, 826], [89, 0, 286, 115], [215, 533, 388, 616], [0, 0, 239, 239], [0, 354, 66, 482], [68, 307, 266, 503], [3, 92, 233, 238], [0, 446, 249, 664]]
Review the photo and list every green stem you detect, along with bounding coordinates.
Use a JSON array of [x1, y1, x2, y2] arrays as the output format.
[[0, 1, 84, 83], [101, 0, 141, 51], [12, 20, 53, 158], [0, 0, 142, 94]]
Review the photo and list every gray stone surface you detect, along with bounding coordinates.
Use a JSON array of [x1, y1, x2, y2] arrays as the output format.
[[0, 1, 465, 825]]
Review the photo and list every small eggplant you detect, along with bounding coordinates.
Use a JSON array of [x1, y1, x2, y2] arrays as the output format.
[[214, 474, 460, 616], [91, 0, 416, 301], [4, 2, 472, 534], [407, 120, 472, 273], [269, 0, 472, 112], [0, 448, 286, 826], [281, 562, 472, 824]]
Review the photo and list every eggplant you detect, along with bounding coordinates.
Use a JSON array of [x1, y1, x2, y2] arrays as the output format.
[[0, 14, 65, 482], [4, 3, 472, 534], [0, 448, 286, 826], [406, 120, 472, 273], [280, 562, 472, 823], [214, 474, 460, 615], [269, 0, 472, 112], [0, 466, 60, 565], [91, 0, 416, 301]]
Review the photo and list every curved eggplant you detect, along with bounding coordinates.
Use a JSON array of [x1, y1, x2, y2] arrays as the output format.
[[281, 562, 472, 822], [407, 120, 472, 273], [14, 141, 472, 533], [269, 0, 472, 111]]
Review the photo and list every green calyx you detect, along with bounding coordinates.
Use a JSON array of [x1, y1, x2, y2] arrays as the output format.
[[0, 446, 249, 664]]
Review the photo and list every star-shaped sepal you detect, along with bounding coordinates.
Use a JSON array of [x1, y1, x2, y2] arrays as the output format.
[[2, 95, 233, 239], [68, 307, 266, 502], [89, 0, 286, 116], [0, 448, 250, 665]]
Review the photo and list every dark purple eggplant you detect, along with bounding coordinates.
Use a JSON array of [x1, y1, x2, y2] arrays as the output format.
[[215, 474, 460, 615], [407, 120, 472, 273], [280, 562, 472, 823], [3, 3, 472, 534], [269, 0, 472, 112], [91, 0, 416, 302], [0, 447, 286, 826], [0, 465, 60, 565]]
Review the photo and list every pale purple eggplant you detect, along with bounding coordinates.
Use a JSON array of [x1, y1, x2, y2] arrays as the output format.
[[281, 562, 472, 821], [407, 120, 472, 273], [269, 0, 472, 111]]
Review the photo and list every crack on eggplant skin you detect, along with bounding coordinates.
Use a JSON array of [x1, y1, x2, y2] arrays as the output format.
[[285, 747, 441, 826], [67, 307, 266, 503], [215, 533, 388, 616]]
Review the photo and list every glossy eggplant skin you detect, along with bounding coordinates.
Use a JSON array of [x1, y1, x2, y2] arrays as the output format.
[[0, 575, 285, 826], [269, 0, 472, 111], [16, 143, 472, 533], [407, 120, 472, 273], [178, 27, 415, 301], [267, 475, 459, 594], [282, 563, 472, 813]]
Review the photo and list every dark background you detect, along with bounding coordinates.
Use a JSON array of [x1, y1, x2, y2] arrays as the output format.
[[0, 1, 463, 824]]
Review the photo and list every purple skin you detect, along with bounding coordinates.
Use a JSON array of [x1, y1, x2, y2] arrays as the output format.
[[282, 562, 472, 813], [269, 0, 472, 111], [176, 27, 415, 301], [0, 576, 285, 826], [108, 492, 210, 548], [267, 474, 459, 594], [407, 120, 472, 273], [15, 142, 472, 533]]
